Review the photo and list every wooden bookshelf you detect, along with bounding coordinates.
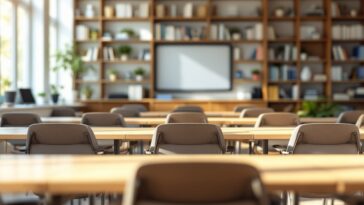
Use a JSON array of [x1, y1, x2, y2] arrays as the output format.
[[73, 0, 364, 111]]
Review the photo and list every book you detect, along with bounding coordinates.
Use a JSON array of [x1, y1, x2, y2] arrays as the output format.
[[183, 3, 193, 18], [268, 86, 279, 100], [139, 3, 149, 18]]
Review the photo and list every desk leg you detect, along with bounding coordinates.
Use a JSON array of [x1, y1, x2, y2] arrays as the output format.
[[262, 140, 269, 154], [139, 141, 144, 154], [234, 141, 241, 154], [114, 140, 121, 154]]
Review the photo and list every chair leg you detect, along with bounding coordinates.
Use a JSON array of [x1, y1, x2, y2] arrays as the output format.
[[292, 192, 299, 205], [234, 141, 241, 154], [331, 198, 334, 205]]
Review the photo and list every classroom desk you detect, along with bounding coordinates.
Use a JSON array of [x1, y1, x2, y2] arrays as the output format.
[[40, 117, 337, 126], [1, 155, 364, 194]]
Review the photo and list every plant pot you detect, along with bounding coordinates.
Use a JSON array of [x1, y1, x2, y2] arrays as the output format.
[[51, 94, 59, 104], [252, 74, 260, 81], [109, 74, 117, 82], [4, 91, 16, 105], [135, 75, 144, 81], [121, 54, 129, 61]]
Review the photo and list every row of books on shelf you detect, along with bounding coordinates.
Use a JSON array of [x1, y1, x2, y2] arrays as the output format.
[[155, 24, 207, 41], [268, 45, 297, 61], [233, 47, 264, 61], [334, 88, 364, 101], [103, 47, 116, 61], [332, 45, 364, 61], [331, 2, 357, 17], [210, 24, 263, 41], [269, 65, 296, 81], [113, 3, 149, 18], [82, 47, 99, 62], [332, 24, 364, 40], [268, 85, 299, 100], [332, 66, 364, 81]]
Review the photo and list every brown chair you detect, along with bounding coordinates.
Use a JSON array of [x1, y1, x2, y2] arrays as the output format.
[[172, 105, 204, 113], [356, 114, 364, 128], [286, 123, 361, 154], [110, 107, 140, 117], [120, 104, 148, 112], [165, 112, 208, 123], [149, 124, 225, 154], [255, 113, 300, 153], [50, 107, 76, 117], [26, 123, 100, 154], [240, 108, 274, 118], [233, 105, 254, 113], [123, 162, 270, 205], [337, 110, 364, 124]]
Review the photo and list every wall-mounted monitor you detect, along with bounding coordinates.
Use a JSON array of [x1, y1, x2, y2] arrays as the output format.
[[155, 44, 232, 92]]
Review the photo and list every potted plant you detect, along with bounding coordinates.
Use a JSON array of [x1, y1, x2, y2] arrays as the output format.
[[120, 28, 137, 39], [1, 78, 16, 105], [297, 101, 340, 117], [251, 69, 261, 81], [37, 92, 47, 104], [107, 69, 118, 82], [82, 86, 93, 100], [134, 67, 145, 81], [117, 45, 132, 61], [230, 27, 241, 40], [50, 84, 63, 104]]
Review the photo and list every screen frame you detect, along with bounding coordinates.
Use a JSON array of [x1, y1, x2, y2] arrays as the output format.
[[154, 43, 233, 92]]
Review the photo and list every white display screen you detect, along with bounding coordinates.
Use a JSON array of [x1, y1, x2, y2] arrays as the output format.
[[156, 45, 232, 91]]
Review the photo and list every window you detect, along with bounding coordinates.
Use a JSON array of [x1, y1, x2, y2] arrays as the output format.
[[0, 0, 13, 93]]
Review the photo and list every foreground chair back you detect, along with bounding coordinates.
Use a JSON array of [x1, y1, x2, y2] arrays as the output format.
[[337, 110, 364, 124], [150, 124, 225, 154], [81, 112, 126, 127], [287, 123, 361, 154], [165, 112, 208, 123], [110, 107, 140, 117], [233, 105, 254, 113], [120, 104, 148, 112], [50, 107, 76, 117], [0, 113, 41, 127], [356, 114, 364, 128], [240, 108, 274, 118], [26, 123, 99, 154], [172, 105, 204, 113], [255, 113, 300, 127], [123, 162, 269, 205]]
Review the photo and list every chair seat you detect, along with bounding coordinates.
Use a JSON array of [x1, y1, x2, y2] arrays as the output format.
[[294, 144, 359, 154], [136, 200, 259, 205], [158, 144, 224, 154]]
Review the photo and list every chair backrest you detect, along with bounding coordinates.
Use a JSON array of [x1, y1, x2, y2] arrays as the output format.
[[110, 107, 140, 117], [240, 108, 274, 118], [120, 104, 148, 112], [287, 123, 361, 154], [81, 112, 125, 127], [172, 105, 204, 113], [50, 107, 76, 117], [337, 110, 364, 124], [233, 105, 254, 113], [150, 124, 225, 154], [356, 114, 364, 128], [26, 123, 99, 154], [255, 112, 300, 128], [165, 112, 208, 123], [123, 162, 268, 205], [0, 113, 41, 127]]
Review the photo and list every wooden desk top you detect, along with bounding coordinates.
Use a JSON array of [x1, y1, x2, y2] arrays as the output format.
[[1, 155, 364, 194], [40, 117, 337, 126]]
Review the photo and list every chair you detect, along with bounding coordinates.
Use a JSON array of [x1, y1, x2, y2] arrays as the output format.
[[172, 105, 204, 113], [165, 112, 208, 123], [81, 113, 126, 154], [233, 105, 254, 113], [337, 110, 364, 124], [26, 123, 99, 154], [111, 107, 140, 117], [255, 113, 300, 154], [50, 107, 76, 117], [356, 114, 364, 128], [149, 124, 225, 154], [0, 113, 42, 152], [120, 104, 148, 112], [286, 123, 361, 154], [240, 108, 274, 118], [123, 162, 270, 205]]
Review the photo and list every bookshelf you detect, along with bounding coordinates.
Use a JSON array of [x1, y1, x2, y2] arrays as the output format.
[[73, 0, 364, 112]]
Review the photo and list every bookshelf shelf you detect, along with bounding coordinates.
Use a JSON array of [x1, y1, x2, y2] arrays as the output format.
[[102, 60, 150, 64], [75, 17, 100, 21], [332, 16, 364, 21], [234, 60, 263, 64], [268, 17, 296, 21], [234, 79, 260, 84], [154, 17, 208, 22], [101, 80, 150, 84], [268, 80, 297, 84], [101, 17, 151, 22], [300, 16, 326, 21], [210, 16, 262, 21], [102, 40, 151, 44]]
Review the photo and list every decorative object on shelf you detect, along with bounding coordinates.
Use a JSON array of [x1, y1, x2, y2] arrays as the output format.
[[85, 4, 95, 18], [156, 4, 166, 18], [1, 78, 16, 105], [251, 69, 261, 81], [229, 27, 241, 40], [274, 7, 285, 17], [197, 4, 208, 18], [76, 25, 89, 40], [117, 45, 132, 61], [305, 5, 324, 16], [50, 84, 63, 104], [138, 3, 150, 18], [234, 70, 243, 79], [139, 49, 150, 61], [104, 6, 115, 18], [300, 52, 308, 61], [350, 9, 358, 17], [120, 28, 137, 40], [233, 47, 241, 61], [134, 67, 145, 81], [82, 86, 93, 100], [237, 89, 252, 100], [37, 92, 46, 104], [107, 69, 119, 82], [128, 85, 144, 100], [116, 3, 133, 18], [300, 66, 312, 81], [301, 26, 320, 40], [102, 32, 113, 41], [90, 29, 99, 40], [297, 101, 340, 117], [183, 3, 193, 18]]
